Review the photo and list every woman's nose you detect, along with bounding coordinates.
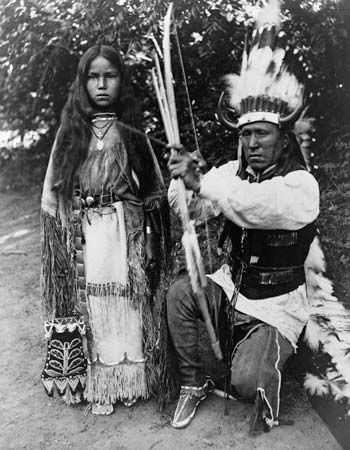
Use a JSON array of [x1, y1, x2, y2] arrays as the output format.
[[98, 76, 106, 89]]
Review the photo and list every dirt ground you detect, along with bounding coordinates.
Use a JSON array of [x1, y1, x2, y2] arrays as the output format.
[[0, 189, 342, 450]]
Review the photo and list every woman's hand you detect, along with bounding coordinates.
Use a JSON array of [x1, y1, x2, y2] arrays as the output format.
[[166, 144, 207, 193]]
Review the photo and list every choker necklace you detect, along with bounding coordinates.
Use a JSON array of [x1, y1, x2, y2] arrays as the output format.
[[91, 112, 117, 123], [90, 114, 116, 150]]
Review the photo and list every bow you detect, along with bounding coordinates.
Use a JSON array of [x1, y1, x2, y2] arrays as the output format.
[[152, 3, 222, 360]]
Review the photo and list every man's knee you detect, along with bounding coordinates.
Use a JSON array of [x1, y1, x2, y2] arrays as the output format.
[[231, 358, 258, 400], [230, 325, 267, 399], [230, 324, 294, 400]]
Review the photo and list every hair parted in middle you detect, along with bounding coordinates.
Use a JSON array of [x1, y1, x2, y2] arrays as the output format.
[[53, 44, 155, 198]]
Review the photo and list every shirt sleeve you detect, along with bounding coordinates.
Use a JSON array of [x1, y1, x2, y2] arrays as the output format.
[[168, 178, 221, 223], [199, 163, 320, 230]]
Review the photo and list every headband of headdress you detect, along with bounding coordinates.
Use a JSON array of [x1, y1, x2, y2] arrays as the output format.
[[218, 0, 304, 129]]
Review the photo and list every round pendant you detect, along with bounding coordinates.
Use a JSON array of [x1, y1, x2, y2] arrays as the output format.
[[96, 139, 104, 151], [86, 196, 95, 207]]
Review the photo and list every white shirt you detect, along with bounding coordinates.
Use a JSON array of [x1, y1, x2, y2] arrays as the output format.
[[168, 160, 320, 347]]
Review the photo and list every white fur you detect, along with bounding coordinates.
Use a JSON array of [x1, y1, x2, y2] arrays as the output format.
[[304, 237, 350, 411], [304, 373, 329, 396], [304, 319, 322, 351]]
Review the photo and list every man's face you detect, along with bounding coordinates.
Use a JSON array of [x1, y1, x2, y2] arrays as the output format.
[[240, 121, 285, 171]]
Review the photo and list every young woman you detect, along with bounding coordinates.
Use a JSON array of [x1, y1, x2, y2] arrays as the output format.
[[40, 45, 169, 415]]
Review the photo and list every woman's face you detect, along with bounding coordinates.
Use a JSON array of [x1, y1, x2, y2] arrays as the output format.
[[86, 55, 121, 110]]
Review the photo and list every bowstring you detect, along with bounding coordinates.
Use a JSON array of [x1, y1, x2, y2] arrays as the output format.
[[173, 25, 200, 155], [114, 119, 168, 148], [173, 19, 214, 277]]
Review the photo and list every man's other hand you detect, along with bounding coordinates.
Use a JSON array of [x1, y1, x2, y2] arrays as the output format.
[[166, 144, 205, 193]]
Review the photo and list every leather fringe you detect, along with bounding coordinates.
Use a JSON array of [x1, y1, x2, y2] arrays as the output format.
[[40, 210, 77, 318], [84, 362, 148, 404], [86, 282, 131, 298], [126, 228, 159, 397]]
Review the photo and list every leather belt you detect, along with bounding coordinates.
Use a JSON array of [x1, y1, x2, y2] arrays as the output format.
[[230, 254, 305, 287], [73, 190, 120, 209]]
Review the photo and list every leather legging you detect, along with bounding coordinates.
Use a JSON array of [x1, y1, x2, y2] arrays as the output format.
[[166, 276, 294, 421]]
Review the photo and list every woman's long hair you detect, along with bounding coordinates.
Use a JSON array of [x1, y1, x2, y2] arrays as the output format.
[[52, 45, 155, 198]]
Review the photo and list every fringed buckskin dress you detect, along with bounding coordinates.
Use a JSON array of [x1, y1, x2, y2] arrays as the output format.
[[41, 117, 168, 406]]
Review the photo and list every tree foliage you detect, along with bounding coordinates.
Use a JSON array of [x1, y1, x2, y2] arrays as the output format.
[[0, 0, 349, 168], [0, 0, 349, 295]]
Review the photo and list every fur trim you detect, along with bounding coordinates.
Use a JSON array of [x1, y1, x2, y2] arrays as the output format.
[[304, 236, 350, 409], [304, 373, 329, 396]]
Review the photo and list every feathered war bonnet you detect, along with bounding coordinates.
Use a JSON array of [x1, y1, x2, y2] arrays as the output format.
[[218, 0, 304, 130]]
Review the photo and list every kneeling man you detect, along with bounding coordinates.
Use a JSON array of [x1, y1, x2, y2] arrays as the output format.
[[166, 7, 319, 430]]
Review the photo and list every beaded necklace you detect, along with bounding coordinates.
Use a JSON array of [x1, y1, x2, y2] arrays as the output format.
[[90, 113, 116, 151]]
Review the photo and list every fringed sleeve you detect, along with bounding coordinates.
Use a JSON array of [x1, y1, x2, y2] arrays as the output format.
[[40, 133, 77, 319], [143, 190, 180, 407], [40, 134, 87, 403], [40, 209, 77, 318]]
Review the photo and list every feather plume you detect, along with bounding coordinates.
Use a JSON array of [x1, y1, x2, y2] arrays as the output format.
[[255, 0, 281, 30], [294, 114, 316, 170], [223, 74, 240, 110], [224, 0, 303, 121], [240, 35, 248, 76]]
